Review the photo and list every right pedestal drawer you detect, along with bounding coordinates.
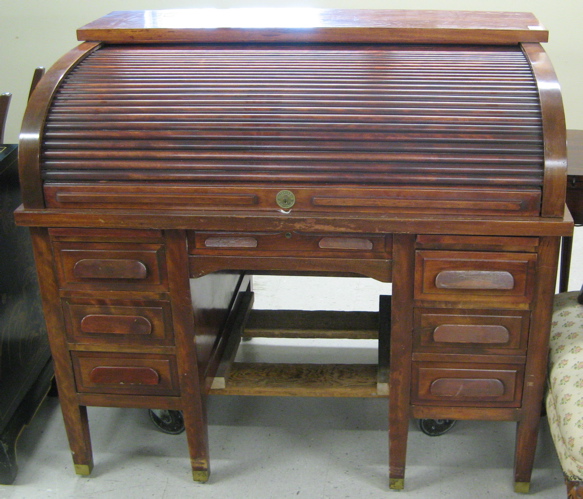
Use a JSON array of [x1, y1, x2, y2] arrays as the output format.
[[415, 250, 537, 307], [411, 362, 524, 407]]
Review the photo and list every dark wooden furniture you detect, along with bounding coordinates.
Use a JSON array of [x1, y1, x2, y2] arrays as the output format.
[[559, 130, 583, 292], [15, 9, 573, 493], [0, 92, 52, 484]]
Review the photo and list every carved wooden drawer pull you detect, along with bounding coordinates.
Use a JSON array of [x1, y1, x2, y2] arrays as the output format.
[[80, 315, 153, 336], [435, 270, 514, 290], [318, 237, 373, 250], [204, 236, 258, 248], [430, 378, 505, 398], [73, 259, 148, 280], [89, 366, 160, 385], [433, 324, 510, 344]]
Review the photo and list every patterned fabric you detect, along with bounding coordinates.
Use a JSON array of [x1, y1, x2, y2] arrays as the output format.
[[547, 292, 583, 480]]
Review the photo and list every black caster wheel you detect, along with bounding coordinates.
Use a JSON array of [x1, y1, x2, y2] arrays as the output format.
[[149, 409, 185, 434], [418, 418, 457, 437]]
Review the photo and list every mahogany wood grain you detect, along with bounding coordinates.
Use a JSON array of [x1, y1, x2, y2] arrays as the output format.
[[80, 314, 152, 336], [88, 365, 160, 385], [62, 299, 173, 346], [77, 9, 547, 44], [73, 259, 148, 280], [14, 206, 574, 238], [411, 405, 521, 422], [19, 42, 100, 209], [72, 352, 178, 395], [412, 363, 523, 406], [522, 43, 567, 218], [513, 236, 560, 486], [13, 9, 573, 491], [189, 255, 392, 282], [415, 234, 539, 252], [429, 378, 505, 398], [42, 184, 543, 218], [414, 308, 529, 354], [432, 324, 510, 344], [318, 237, 374, 251], [165, 229, 212, 481], [204, 236, 258, 249], [54, 243, 167, 291], [435, 270, 515, 291], [415, 250, 537, 307], [389, 234, 415, 489], [28, 228, 94, 473], [190, 231, 388, 259]]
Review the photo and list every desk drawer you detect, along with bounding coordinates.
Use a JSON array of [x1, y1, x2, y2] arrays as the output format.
[[72, 352, 179, 396], [54, 242, 167, 291], [415, 250, 536, 307], [412, 362, 523, 407], [413, 308, 529, 354], [63, 299, 173, 346], [189, 231, 391, 259]]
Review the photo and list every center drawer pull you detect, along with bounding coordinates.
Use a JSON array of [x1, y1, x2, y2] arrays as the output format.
[[433, 324, 510, 344], [80, 315, 153, 336], [204, 236, 258, 248], [318, 237, 373, 250], [435, 270, 514, 290], [89, 366, 160, 385], [73, 259, 148, 280], [430, 378, 505, 398]]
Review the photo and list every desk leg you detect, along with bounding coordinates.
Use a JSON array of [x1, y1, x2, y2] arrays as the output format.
[[514, 236, 560, 492], [29, 228, 94, 475], [389, 234, 415, 489], [166, 230, 210, 481]]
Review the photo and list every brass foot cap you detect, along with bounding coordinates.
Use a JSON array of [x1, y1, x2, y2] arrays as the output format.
[[192, 470, 210, 483], [514, 481, 530, 493], [389, 478, 405, 490], [74, 464, 92, 476]]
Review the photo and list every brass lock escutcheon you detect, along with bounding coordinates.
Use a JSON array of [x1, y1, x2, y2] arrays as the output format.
[[276, 190, 296, 210]]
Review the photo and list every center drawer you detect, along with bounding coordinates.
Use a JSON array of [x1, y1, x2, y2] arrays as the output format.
[[188, 231, 391, 258]]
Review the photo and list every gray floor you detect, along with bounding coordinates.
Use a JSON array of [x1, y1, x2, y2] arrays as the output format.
[[3, 227, 583, 499]]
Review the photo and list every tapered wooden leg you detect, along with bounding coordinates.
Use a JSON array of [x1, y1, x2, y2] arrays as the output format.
[[29, 228, 94, 474], [183, 404, 210, 482], [165, 230, 211, 482], [514, 237, 561, 492], [389, 234, 416, 490], [60, 402, 93, 475]]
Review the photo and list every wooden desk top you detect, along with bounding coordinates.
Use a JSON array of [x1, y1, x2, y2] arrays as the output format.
[[77, 9, 547, 45], [568, 130, 583, 177]]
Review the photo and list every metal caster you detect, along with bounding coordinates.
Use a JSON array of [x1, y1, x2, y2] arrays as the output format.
[[148, 409, 185, 434], [418, 418, 457, 436]]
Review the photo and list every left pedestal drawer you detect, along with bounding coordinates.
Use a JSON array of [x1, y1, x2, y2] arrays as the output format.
[[72, 352, 180, 396]]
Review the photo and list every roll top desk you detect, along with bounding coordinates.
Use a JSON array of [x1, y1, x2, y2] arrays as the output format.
[[15, 9, 573, 493]]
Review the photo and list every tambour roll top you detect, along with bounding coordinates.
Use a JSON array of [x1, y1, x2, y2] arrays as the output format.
[[19, 9, 567, 218]]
